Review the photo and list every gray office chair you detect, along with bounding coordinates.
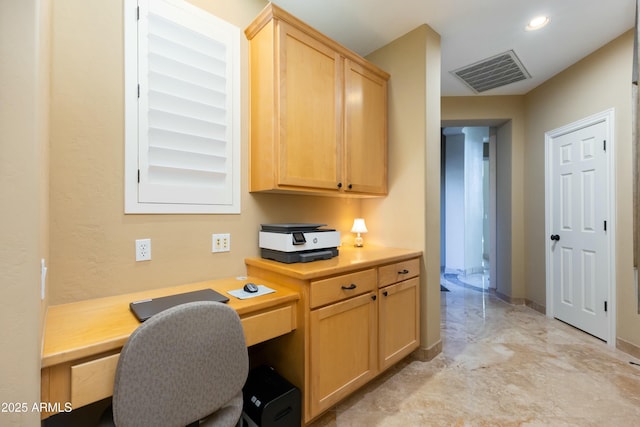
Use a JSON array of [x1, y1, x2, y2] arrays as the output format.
[[103, 301, 248, 427]]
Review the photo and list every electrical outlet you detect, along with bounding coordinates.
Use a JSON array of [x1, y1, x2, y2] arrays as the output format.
[[212, 233, 231, 253], [136, 238, 152, 261]]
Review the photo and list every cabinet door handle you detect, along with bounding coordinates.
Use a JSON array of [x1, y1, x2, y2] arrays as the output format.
[[383, 291, 388, 297], [371, 295, 377, 301], [348, 184, 353, 189], [337, 182, 343, 189], [398, 269, 409, 275], [341, 283, 357, 290]]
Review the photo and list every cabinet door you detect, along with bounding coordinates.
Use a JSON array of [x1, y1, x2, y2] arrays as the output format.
[[309, 292, 377, 417], [379, 277, 420, 371], [344, 59, 388, 194], [277, 22, 342, 191]]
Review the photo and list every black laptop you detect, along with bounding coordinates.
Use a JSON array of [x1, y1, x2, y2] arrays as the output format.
[[130, 288, 229, 322]]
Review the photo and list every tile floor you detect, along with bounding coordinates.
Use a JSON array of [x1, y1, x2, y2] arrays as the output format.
[[310, 278, 640, 426], [443, 270, 491, 291]]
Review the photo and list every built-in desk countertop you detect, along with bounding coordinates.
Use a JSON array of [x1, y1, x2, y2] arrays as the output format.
[[41, 276, 299, 419]]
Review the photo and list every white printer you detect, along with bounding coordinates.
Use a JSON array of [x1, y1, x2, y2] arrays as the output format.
[[259, 223, 340, 263]]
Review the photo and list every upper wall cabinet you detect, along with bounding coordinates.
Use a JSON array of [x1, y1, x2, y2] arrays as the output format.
[[245, 4, 390, 197]]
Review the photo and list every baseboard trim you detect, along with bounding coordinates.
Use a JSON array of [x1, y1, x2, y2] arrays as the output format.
[[616, 337, 640, 360], [488, 290, 547, 316], [491, 289, 525, 305], [413, 340, 442, 361], [525, 299, 546, 314]]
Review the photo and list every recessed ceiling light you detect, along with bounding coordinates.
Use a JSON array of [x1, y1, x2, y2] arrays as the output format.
[[526, 16, 549, 31]]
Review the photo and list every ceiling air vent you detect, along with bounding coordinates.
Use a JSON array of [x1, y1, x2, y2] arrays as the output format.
[[452, 50, 531, 93]]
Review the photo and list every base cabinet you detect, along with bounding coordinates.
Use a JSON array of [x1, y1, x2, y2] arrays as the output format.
[[309, 292, 378, 416], [245, 248, 421, 424], [379, 277, 420, 371]]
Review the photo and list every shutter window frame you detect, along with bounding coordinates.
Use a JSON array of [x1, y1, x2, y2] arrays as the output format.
[[124, 0, 240, 214]]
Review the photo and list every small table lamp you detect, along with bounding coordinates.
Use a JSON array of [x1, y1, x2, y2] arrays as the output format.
[[351, 218, 368, 247]]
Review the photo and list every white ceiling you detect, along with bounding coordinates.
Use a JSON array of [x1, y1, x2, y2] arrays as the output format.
[[271, 0, 636, 96]]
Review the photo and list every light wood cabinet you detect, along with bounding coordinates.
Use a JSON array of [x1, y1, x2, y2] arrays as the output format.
[[246, 246, 421, 424], [245, 4, 389, 196], [378, 258, 420, 371], [310, 291, 378, 416], [344, 59, 388, 194], [308, 267, 378, 415], [274, 21, 342, 191], [379, 277, 420, 371]]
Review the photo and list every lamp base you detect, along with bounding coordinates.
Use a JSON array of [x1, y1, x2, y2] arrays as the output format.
[[354, 235, 364, 247]]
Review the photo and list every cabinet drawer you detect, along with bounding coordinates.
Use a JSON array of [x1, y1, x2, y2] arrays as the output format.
[[378, 258, 420, 288], [70, 353, 120, 408], [241, 305, 296, 347], [310, 269, 376, 308]]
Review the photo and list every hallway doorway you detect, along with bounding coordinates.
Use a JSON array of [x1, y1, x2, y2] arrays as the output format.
[[441, 126, 493, 291]]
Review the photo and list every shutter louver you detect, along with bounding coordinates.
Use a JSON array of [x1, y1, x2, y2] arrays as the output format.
[[137, 0, 236, 206]]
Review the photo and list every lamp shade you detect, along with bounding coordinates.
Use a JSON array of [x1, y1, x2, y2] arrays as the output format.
[[351, 218, 368, 234]]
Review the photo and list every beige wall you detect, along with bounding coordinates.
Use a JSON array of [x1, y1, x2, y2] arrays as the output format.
[[441, 96, 527, 299], [365, 25, 442, 353], [0, 0, 51, 425], [525, 31, 638, 347], [48, 0, 361, 304]]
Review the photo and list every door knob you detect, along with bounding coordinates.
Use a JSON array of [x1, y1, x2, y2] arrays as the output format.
[[550, 234, 560, 241]]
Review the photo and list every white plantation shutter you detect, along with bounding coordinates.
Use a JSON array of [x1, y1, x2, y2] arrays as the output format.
[[125, 0, 240, 213]]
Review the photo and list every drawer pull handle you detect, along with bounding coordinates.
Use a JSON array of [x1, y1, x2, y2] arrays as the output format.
[[371, 295, 377, 301], [398, 269, 410, 275], [383, 291, 388, 297], [341, 284, 357, 290]]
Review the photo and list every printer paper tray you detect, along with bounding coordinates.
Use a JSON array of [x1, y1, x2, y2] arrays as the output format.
[[260, 248, 338, 264]]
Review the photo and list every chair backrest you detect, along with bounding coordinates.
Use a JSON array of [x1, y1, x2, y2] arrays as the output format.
[[112, 301, 248, 427]]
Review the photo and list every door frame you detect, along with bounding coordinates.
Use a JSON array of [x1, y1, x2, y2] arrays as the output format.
[[488, 129, 497, 290], [544, 108, 616, 346], [440, 126, 497, 288]]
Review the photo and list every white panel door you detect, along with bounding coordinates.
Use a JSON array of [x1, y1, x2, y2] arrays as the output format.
[[550, 120, 609, 341]]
